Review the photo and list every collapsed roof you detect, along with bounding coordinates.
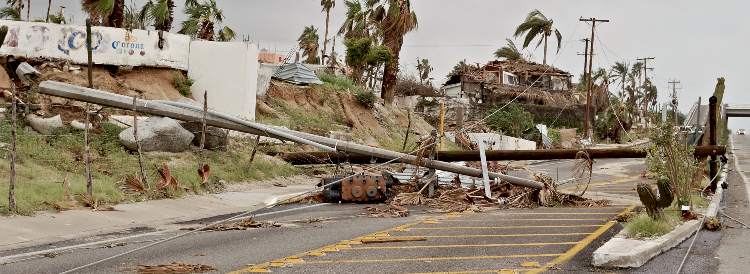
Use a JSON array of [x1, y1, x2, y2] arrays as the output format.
[[273, 63, 323, 85]]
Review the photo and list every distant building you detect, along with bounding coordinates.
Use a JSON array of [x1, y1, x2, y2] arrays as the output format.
[[441, 60, 575, 106], [258, 49, 285, 64]]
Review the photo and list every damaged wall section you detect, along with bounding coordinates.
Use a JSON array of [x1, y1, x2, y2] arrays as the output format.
[[0, 19, 191, 70], [188, 41, 259, 121]]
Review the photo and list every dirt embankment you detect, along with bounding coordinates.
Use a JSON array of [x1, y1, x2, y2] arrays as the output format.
[[259, 80, 433, 149]]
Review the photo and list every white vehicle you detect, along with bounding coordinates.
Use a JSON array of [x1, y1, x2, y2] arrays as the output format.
[[738, 129, 746, 135]]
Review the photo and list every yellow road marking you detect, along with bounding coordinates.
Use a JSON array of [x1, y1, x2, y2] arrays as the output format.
[[435, 218, 608, 222], [521, 261, 541, 267], [499, 212, 624, 215], [527, 205, 636, 274], [407, 225, 601, 230], [410, 269, 526, 274], [302, 253, 563, 264], [349, 241, 579, 250], [417, 233, 591, 238]]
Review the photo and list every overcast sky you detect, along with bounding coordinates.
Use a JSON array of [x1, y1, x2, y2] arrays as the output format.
[[29, 0, 750, 129]]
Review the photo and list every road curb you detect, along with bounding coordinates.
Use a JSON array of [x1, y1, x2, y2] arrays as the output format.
[[591, 164, 727, 268]]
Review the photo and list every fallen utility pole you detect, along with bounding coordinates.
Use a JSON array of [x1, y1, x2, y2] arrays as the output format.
[[277, 146, 726, 165], [38, 81, 544, 190]]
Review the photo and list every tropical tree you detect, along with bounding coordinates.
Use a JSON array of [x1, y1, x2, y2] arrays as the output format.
[[344, 37, 391, 85], [82, 0, 125, 27], [610, 61, 629, 99], [494, 38, 525, 61], [447, 59, 469, 78], [370, 0, 418, 104], [1, 0, 22, 20], [139, 0, 175, 31], [416, 58, 433, 85], [298, 25, 320, 64], [320, 0, 335, 65], [179, 0, 228, 41], [216, 26, 235, 41], [513, 9, 561, 65], [124, 2, 147, 29], [338, 0, 372, 39]]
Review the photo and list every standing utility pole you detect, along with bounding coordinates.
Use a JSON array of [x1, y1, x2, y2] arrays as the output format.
[[580, 17, 609, 141], [668, 80, 681, 125]]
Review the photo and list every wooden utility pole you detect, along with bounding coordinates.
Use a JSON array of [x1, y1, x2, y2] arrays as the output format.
[[578, 38, 590, 136], [200, 91, 207, 150], [636, 57, 655, 86], [668, 80, 681, 125], [132, 96, 148, 189], [580, 17, 609, 141], [8, 83, 17, 213], [84, 19, 94, 196]]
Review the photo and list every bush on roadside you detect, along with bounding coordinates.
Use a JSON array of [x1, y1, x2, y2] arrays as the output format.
[[355, 89, 376, 108], [173, 72, 194, 97], [624, 211, 680, 238]]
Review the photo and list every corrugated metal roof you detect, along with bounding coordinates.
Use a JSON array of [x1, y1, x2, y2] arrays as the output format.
[[272, 63, 323, 85]]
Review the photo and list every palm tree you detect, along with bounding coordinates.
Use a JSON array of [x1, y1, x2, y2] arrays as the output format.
[[610, 61, 629, 99], [179, 0, 225, 41], [321, 0, 335, 65], [124, 2, 147, 29], [338, 0, 372, 39], [2, 0, 22, 20], [416, 58, 432, 85], [216, 26, 235, 41], [82, 0, 125, 27], [371, 0, 418, 104], [140, 0, 175, 31], [513, 9, 561, 65], [494, 38, 525, 61], [298, 25, 320, 64]]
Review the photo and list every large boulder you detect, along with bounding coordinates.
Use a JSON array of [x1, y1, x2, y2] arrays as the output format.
[[26, 114, 63, 135], [180, 121, 228, 150], [119, 117, 194, 152]]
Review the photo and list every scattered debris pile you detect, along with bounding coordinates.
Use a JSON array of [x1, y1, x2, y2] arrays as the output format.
[[137, 261, 216, 274], [183, 218, 281, 231], [357, 173, 608, 218]]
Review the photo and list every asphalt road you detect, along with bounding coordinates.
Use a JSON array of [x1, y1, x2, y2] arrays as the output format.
[[0, 157, 719, 273]]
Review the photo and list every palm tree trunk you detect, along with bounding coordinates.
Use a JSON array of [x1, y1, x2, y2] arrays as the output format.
[[381, 34, 403, 104], [322, 10, 330, 65], [46, 0, 52, 22], [542, 35, 548, 65], [26, 0, 30, 21]]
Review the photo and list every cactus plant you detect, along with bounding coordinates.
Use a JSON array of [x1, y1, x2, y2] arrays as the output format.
[[637, 176, 674, 220]]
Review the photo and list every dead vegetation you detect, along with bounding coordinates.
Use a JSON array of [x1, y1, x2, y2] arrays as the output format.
[[182, 218, 281, 231], [137, 261, 216, 274]]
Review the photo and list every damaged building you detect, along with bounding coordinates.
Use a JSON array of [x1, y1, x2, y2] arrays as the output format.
[[418, 60, 587, 131]]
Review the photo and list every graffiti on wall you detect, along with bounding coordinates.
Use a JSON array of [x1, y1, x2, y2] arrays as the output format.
[[0, 20, 190, 70]]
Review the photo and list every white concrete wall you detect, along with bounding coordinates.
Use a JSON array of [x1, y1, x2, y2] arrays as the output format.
[[0, 20, 190, 70], [188, 41, 258, 120], [445, 132, 536, 150]]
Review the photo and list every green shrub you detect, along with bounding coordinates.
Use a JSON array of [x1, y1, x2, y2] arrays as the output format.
[[173, 72, 194, 97], [486, 104, 534, 137], [318, 72, 363, 93], [355, 90, 376, 108], [624, 211, 680, 238]]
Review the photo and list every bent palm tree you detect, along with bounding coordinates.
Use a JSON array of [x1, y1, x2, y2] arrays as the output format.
[[179, 0, 225, 41], [371, 0, 418, 104], [82, 0, 125, 27], [416, 58, 433, 85], [321, 0, 335, 64], [338, 0, 372, 39], [513, 9, 561, 65], [610, 61, 629, 99], [494, 38, 525, 61], [298, 25, 320, 64], [140, 0, 175, 31]]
